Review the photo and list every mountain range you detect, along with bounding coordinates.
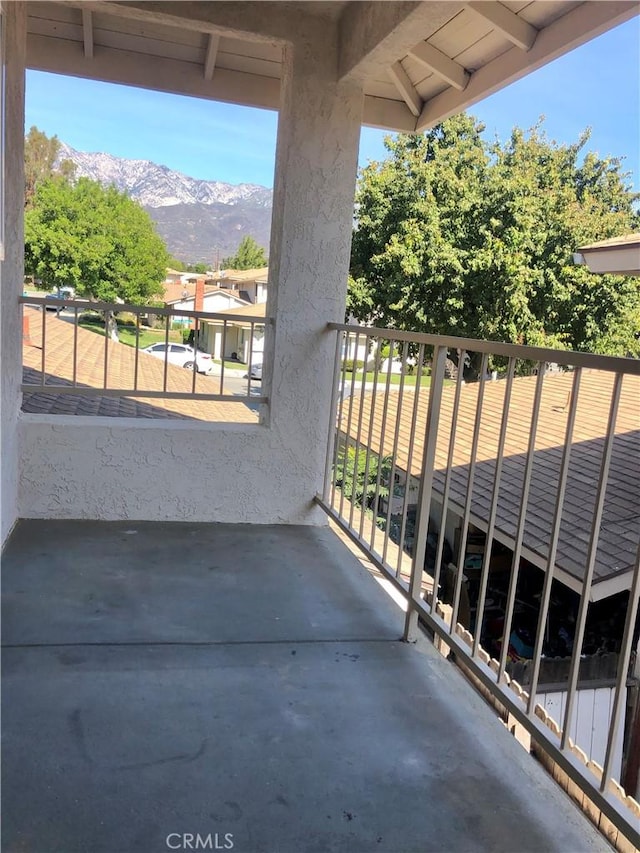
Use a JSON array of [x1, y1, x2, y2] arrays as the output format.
[[58, 143, 273, 264]]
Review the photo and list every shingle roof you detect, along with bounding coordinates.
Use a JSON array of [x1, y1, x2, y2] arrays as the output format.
[[339, 370, 640, 596], [162, 282, 221, 304], [22, 308, 259, 423], [578, 233, 640, 251]]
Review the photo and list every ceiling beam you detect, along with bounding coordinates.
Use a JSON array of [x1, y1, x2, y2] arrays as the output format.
[[203, 33, 220, 81], [388, 61, 422, 116], [339, 1, 465, 82], [416, 0, 640, 132], [408, 41, 469, 91], [466, 2, 537, 51], [362, 95, 419, 132], [27, 32, 280, 111], [81, 8, 94, 59], [64, 1, 302, 44]]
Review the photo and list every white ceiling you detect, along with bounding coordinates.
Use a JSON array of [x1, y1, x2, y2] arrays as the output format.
[[26, 1, 639, 131]]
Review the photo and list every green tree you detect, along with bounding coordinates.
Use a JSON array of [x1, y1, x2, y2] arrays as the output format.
[[25, 177, 169, 303], [186, 262, 208, 274], [24, 126, 75, 208], [349, 116, 640, 372], [222, 235, 268, 270], [334, 446, 391, 512]]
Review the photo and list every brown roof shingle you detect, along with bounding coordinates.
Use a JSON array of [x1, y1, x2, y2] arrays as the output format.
[[22, 308, 259, 423], [340, 370, 640, 593]]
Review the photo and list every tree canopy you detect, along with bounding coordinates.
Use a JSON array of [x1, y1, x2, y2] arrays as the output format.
[[349, 115, 640, 364], [24, 126, 75, 208], [222, 235, 268, 270], [25, 176, 169, 303]]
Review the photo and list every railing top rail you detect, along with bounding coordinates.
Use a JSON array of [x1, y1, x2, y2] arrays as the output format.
[[328, 322, 640, 375], [20, 295, 273, 325]]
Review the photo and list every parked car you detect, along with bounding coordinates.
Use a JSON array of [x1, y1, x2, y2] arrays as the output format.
[[44, 288, 74, 311], [142, 343, 213, 374], [248, 360, 263, 380]]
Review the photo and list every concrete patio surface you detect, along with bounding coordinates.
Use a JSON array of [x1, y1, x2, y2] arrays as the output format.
[[2, 521, 609, 853]]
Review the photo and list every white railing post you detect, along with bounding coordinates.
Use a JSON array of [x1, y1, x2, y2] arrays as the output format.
[[403, 345, 447, 642]]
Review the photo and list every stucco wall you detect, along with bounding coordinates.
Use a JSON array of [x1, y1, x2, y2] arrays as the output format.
[[1, 4, 26, 546], [19, 416, 322, 523], [17, 21, 364, 526]]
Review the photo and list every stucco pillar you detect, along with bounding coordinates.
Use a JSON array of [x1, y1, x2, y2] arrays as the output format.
[[0, 3, 26, 545], [264, 29, 363, 516]]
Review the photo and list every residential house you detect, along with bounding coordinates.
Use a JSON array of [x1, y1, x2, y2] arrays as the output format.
[[219, 267, 269, 304], [201, 301, 267, 363], [3, 3, 640, 851], [162, 280, 250, 328]]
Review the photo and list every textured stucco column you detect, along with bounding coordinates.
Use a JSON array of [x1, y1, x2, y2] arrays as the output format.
[[264, 29, 363, 514], [1, 3, 26, 545]]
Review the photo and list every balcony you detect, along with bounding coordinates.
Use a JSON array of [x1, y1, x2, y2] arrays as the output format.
[[2, 518, 612, 853], [4, 308, 640, 851], [3, 4, 640, 850]]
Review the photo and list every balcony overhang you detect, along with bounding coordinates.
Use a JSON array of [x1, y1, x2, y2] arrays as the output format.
[[25, 1, 640, 131]]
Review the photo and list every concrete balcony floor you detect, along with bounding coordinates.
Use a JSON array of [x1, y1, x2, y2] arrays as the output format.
[[2, 520, 608, 853]]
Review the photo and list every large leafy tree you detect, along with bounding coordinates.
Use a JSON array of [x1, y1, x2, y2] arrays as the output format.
[[24, 126, 75, 208], [25, 176, 169, 303], [222, 235, 268, 270], [349, 115, 639, 370]]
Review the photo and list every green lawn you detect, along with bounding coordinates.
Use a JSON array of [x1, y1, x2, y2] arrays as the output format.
[[213, 358, 248, 372], [79, 321, 182, 350]]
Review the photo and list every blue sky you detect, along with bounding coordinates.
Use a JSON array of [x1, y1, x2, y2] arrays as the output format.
[[26, 16, 639, 191]]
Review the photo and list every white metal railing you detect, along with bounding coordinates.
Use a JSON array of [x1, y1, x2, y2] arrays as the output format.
[[316, 323, 640, 850], [20, 295, 271, 407]]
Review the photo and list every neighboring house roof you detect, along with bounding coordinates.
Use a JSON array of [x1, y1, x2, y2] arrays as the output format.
[[202, 303, 267, 329], [340, 370, 640, 600], [576, 233, 640, 277], [221, 267, 269, 284], [162, 282, 219, 304], [21, 308, 258, 423], [164, 286, 250, 308]]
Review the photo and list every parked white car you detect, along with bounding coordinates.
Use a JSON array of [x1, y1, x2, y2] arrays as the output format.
[[248, 360, 263, 380], [142, 343, 213, 374]]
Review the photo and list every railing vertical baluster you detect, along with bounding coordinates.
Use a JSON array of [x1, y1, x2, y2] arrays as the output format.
[[103, 311, 109, 390], [191, 315, 199, 394], [359, 336, 378, 539], [369, 341, 395, 555], [349, 336, 370, 530], [497, 365, 545, 677], [396, 344, 426, 580], [41, 306, 46, 386], [450, 353, 489, 633], [133, 311, 140, 391], [162, 314, 170, 393], [527, 368, 582, 715], [246, 321, 255, 397], [72, 306, 79, 387], [339, 332, 360, 520], [561, 373, 623, 749], [472, 358, 515, 656], [382, 341, 410, 566], [601, 542, 640, 789], [431, 350, 466, 615], [330, 331, 349, 510], [403, 345, 448, 641], [324, 329, 344, 503], [220, 320, 228, 395]]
